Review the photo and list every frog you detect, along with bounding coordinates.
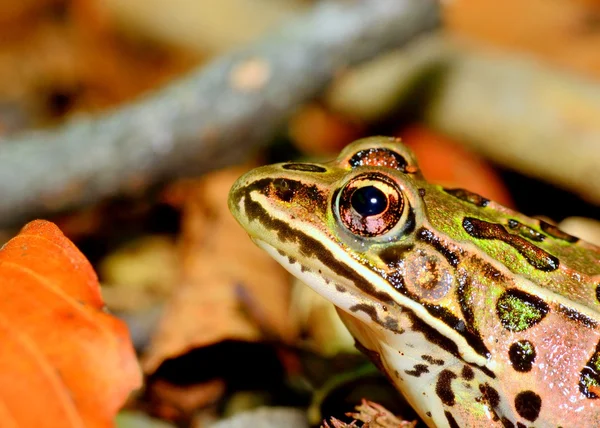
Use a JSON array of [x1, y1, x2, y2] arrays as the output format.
[[228, 136, 600, 427]]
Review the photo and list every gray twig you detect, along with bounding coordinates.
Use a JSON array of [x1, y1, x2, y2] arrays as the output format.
[[0, 0, 439, 227]]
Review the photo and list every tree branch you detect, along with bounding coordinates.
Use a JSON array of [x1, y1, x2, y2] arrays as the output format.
[[0, 0, 439, 227]]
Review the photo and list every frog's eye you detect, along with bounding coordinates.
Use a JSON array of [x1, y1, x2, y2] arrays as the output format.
[[336, 173, 404, 237], [351, 186, 388, 216], [348, 147, 408, 172]]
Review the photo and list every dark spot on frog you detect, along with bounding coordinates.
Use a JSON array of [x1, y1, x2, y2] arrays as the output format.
[[349, 303, 403, 334], [579, 340, 600, 398], [378, 244, 414, 267], [514, 390, 542, 422], [281, 163, 327, 173], [422, 355, 444, 366], [418, 188, 426, 197], [539, 220, 579, 243], [405, 307, 495, 378], [426, 411, 432, 417], [416, 227, 460, 268], [335, 284, 346, 293], [516, 423, 527, 428], [508, 340, 536, 373], [501, 417, 515, 428], [479, 383, 500, 408], [274, 179, 326, 208], [461, 365, 475, 381], [382, 317, 403, 333], [444, 188, 490, 207], [422, 302, 491, 360], [436, 369, 457, 406], [445, 411, 460, 428], [405, 364, 429, 377], [481, 263, 508, 282], [348, 147, 408, 172], [596, 284, 600, 305], [404, 207, 417, 235], [456, 273, 476, 334], [463, 217, 559, 272], [507, 219, 545, 242], [558, 304, 598, 329], [350, 303, 377, 318], [496, 289, 549, 332]]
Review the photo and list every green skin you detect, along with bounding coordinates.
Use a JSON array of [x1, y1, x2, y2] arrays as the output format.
[[229, 136, 600, 427]]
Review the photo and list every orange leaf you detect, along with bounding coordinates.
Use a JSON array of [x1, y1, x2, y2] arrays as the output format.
[[0, 220, 141, 428], [399, 126, 513, 208]]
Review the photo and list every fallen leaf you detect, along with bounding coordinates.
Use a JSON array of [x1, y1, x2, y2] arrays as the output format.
[[147, 379, 225, 420], [322, 400, 416, 428], [143, 167, 298, 373], [0, 220, 141, 428], [100, 235, 179, 312]]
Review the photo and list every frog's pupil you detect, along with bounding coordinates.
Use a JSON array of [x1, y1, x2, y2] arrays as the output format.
[[351, 186, 388, 216]]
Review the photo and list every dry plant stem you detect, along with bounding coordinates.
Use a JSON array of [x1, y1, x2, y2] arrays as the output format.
[[0, 0, 439, 227], [422, 37, 600, 205]]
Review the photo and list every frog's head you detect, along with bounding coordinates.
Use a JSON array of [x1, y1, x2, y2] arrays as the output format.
[[228, 136, 441, 320], [230, 135, 600, 427]]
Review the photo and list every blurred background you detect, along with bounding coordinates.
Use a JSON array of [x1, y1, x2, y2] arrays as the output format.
[[1, 0, 599, 427]]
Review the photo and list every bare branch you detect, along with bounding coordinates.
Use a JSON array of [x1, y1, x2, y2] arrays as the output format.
[[0, 0, 439, 227]]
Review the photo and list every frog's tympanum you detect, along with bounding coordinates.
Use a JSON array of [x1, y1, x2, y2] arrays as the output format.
[[229, 136, 600, 427]]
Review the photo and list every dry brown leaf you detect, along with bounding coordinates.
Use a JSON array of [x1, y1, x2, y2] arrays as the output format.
[[0, 0, 195, 129], [322, 400, 416, 428], [100, 235, 179, 312], [148, 379, 225, 420], [143, 166, 298, 373]]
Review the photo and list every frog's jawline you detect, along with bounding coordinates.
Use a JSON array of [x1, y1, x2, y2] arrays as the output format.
[[254, 238, 497, 381]]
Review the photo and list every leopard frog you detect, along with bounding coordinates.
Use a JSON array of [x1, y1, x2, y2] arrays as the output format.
[[228, 136, 600, 427]]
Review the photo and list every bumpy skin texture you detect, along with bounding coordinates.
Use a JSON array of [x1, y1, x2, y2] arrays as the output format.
[[229, 136, 600, 427]]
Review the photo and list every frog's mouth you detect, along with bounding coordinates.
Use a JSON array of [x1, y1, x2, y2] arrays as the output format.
[[250, 234, 410, 338], [252, 238, 363, 312]]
